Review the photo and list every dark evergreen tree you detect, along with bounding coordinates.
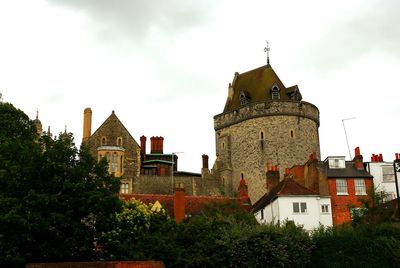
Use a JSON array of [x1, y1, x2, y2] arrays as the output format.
[[0, 102, 122, 267]]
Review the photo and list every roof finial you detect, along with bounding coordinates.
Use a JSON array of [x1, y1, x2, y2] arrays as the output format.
[[36, 110, 39, 120], [264, 41, 270, 66], [64, 123, 67, 134]]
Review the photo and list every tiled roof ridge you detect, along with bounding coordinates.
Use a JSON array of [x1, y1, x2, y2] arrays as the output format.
[[236, 64, 269, 76], [278, 177, 318, 196]]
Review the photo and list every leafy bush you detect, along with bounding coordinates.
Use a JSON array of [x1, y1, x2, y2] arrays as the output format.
[[311, 223, 400, 268]]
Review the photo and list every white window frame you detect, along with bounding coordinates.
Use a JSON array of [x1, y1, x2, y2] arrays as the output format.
[[336, 179, 348, 195], [355, 179, 367, 195], [382, 165, 395, 182], [321, 204, 330, 213], [293, 202, 307, 214]]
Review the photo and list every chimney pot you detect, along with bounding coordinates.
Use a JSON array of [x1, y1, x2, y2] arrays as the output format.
[[202, 154, 209, 169], [355, 147, 360, 157]]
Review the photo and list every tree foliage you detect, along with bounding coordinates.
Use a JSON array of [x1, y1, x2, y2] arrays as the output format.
[[0, 102, 122, 267]]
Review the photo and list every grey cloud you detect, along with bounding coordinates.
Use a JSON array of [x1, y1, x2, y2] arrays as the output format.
[[47, 0, 216, 45], [302, 0, 400, 72]]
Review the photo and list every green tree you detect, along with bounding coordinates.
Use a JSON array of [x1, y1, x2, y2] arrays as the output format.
[[99, 198, 180, 266], [0, 102, 122, 267]]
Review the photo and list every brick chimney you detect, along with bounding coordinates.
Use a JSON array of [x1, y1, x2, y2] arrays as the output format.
[[353, 146, 364, 170], [237, 177, 251, 209], [159, 136, 164, 154], [140, 135, 147, 156], [82, 108, 92, 142], [150, 136, 164, 154], [202, 154, 209, 169], [173, 183, 185, 223], [266, 166, 280, 192]]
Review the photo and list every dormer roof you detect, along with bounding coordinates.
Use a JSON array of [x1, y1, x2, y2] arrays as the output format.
[[223, 64, 302, 112]]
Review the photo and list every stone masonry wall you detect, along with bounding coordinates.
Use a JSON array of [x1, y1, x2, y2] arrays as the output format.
[[133, 175, 222, 196], [86, 113, 141, 186], [214, 100, 320, 202]]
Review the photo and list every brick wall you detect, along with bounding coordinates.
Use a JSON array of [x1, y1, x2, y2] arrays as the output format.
[[329, 178, 373, 225]]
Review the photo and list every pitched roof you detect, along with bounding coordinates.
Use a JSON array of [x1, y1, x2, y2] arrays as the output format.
[[252, 178, 318, 213], [318, 161, 373, 178], [89, 111, 139, 146], [223, 65, 301, 112]]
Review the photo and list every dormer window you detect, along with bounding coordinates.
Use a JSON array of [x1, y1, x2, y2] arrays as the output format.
[[326, 156, 346, 169], [240, 90, 250, 105], [271, 85, 280, 100]]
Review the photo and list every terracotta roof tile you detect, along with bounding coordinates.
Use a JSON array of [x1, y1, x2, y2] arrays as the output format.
[[252, 178, 317, 213], [120, 193, 252, 218]]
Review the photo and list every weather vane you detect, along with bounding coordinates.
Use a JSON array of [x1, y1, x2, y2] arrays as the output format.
[[264, 41, 270, 65]]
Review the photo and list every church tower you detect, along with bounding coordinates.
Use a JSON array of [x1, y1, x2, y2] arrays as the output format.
[[212, 63, 320, 201]]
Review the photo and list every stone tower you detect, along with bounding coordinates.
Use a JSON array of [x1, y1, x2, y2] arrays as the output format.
[[212, 64, 320, 201]]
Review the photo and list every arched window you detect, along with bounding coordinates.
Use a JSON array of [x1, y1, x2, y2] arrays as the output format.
[[101, 137, 107, 146], [240, 90, 250, 105], [260, 131, 264, 140], [241, 172, 244, 180], [117, 137, 122, 147], [271, 86, 280, 100]]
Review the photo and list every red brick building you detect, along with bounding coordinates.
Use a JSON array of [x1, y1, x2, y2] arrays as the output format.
[[273, 147, 374, 225]]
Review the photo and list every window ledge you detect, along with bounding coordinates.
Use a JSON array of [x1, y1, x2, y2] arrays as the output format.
[[337, 193, 349, 196], [356, 193, 367, 196]]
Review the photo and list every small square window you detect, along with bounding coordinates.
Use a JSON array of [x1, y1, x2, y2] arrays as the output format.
[[293, 202, 307, 214], [321, 204, 329, 213]]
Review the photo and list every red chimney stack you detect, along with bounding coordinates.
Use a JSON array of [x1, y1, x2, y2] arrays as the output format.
[[353, 147, 364, 169], [173, 183, 185, 223], [150, 136, 164, 154]]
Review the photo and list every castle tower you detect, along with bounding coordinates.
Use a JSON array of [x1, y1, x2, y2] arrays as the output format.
[[82, 107, 92, 142], [213, 64, 320, 201]]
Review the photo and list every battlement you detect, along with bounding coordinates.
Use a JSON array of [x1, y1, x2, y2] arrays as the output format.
[[214, 100, 319, 131]]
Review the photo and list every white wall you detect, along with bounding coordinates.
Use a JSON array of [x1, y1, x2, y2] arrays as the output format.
[[366, 162, 398, 201], [255, 195, 333, 231]]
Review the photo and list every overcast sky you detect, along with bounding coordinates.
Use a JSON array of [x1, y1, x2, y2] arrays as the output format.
[[1, 0, 399, 172]]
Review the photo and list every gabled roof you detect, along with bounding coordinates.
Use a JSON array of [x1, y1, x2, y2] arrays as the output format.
[[223, 65, 301, 112], [89, 111, 138, 146], [252, 178, 318, 213]]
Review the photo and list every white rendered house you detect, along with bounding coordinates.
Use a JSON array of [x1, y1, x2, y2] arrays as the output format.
[[253, 177, 332, 231], [365, 155, 399, 202]]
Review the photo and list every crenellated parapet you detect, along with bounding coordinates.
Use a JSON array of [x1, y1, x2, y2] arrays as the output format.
[[214, 100, 319, 131]]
